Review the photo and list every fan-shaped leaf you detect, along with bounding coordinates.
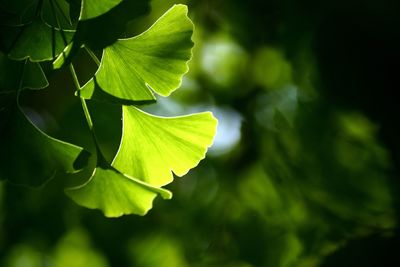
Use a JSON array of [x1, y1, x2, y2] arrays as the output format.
[[112, 106, 217, 187], [20, 60, 48, 89], [0, 103, 89, 186], [42, 0, 74, 30], [80, 4, 193, 102], [66, 167, 172, 217], [6, 20, 73, 62], [79, 0, 122, 20], [75, 0, 150, 50], [0, 53, 48, 93], [78, 77, 155, 105]]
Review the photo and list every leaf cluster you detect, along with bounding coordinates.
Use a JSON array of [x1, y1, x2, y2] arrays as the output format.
[[0, 0, 217, 217]]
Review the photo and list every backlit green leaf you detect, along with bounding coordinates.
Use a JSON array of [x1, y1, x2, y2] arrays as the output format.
[[79, 0, 122, 20], [78, 77, 155, 105], [66, 167, 172, 217], [81, 4, 193, 102], [66, 105, 216, 216], [112, 107, 217, 186], [0, 103, 89, 186], [52, 42, 74, 69]]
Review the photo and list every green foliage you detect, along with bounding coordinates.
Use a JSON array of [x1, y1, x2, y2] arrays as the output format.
[[1, 0, 399, 266], [6, 21, 74, 61], [0, 1, 217, 216], [67, 105, 216, 217], [113, 107, 217, 186], [0, 53, 48, 92], [0, 104, 87, 186], [66, 167, 172, 217], [80, 0, 122, 20], [81, 5, 194, 102]]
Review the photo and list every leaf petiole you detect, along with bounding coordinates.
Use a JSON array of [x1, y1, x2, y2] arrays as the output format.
[[69, 64, 94, 129], [69, 64, 107, 166], [84, 46, 101, 66]]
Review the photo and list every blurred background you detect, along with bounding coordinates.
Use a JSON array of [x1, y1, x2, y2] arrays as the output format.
[[1, 0, 400, 266]]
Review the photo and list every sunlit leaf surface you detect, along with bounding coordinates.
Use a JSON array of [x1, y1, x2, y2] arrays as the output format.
[[67, 105, 217, 216], [112, 107, 217, 186], [81, 4, 193, 102], [66, 167, 172, 217], [79, 0, 122, 20]]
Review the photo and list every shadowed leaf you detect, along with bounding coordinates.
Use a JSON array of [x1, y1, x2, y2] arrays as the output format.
[[73, 0, 150, 50], [41, 0, 75, 30], [0, 52, 48, 92], [0, 102, 89, 186], [4, 20, 73, 62]]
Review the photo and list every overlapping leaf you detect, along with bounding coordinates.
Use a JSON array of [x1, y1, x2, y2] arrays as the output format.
[[0, 0, 75, 62], [66, 5, 217, 216], [4, 20, 74, 62], [0, 2, 217, 217], [0, 0, 74, 28], [67, 106, 217, 216], [42, 0, 74, 30], [112, 107, 218, 187], [20, 60, 48, 89], [79, 0, 122, 20], [80, 4, 194, 102], [66, 167, 172, 217], [53, 0, 151, 67], [0, 52, 48, 93], [0, 103, 89, 186]]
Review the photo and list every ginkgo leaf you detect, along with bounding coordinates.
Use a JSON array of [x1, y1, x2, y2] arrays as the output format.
[[79, 0, 122, 20], [53, 0, 151, 67], [80, 4, 194, 102], [75, 0, 150, 50], [0, 103, 89, 186], [78, 77, 155, 105], [6, 20, 73, 62], [0, 52, 48, 92], [20, 60, 48, 89], [52, 41, 74, 69], [41, 0, 74, 30], [66, 167, 172, 217], [112, 106, 218, 187], [1, 0, 74, 29]]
